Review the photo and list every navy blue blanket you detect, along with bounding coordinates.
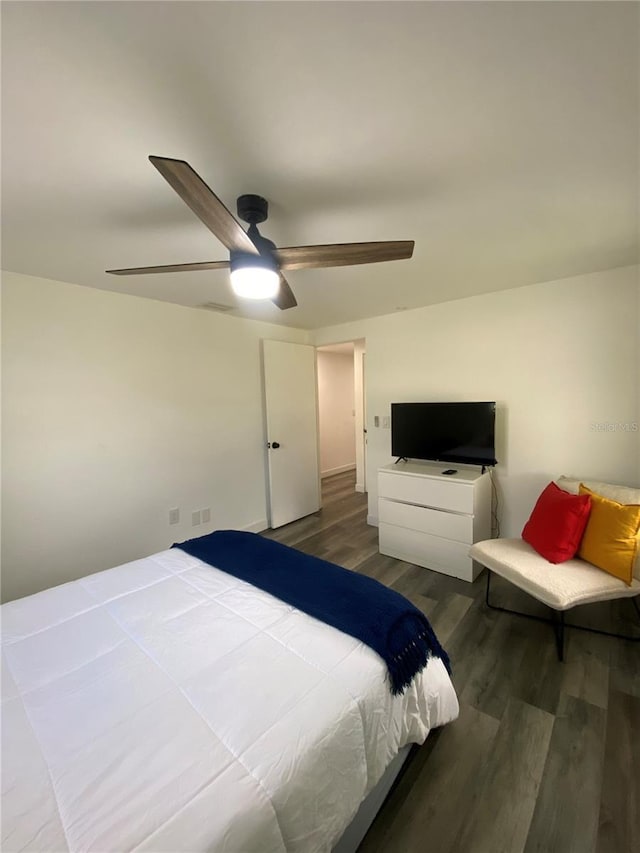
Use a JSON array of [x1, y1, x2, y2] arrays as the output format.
[[173, 530, 450, 695]]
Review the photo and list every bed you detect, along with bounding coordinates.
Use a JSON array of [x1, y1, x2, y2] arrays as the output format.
[[1, 542, 459, 852]]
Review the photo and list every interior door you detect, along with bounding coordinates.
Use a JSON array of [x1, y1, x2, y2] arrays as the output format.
[[262, 339, 320, 528], [362, 352, 367, 491]]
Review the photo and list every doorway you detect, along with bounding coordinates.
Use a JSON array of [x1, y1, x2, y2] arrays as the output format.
[[316, 339, 367, 494]]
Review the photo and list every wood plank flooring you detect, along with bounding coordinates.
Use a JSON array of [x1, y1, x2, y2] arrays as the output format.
[[263, 470, 640, 853]]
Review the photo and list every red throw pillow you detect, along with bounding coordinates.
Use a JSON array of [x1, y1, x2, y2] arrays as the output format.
[[522, 482, 592, 563]]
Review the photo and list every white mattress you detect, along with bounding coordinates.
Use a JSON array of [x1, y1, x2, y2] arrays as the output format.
[[1, 547, 459, 853]]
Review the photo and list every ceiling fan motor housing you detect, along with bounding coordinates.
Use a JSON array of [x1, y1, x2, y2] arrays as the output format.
[[237, 194, 269, 225], [230, 249, 278, 274]]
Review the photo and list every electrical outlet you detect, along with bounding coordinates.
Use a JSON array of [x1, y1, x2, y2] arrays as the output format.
[[201, 507, 211, 524], [169, 508, 179, 525], [191, 510, 201, 526]]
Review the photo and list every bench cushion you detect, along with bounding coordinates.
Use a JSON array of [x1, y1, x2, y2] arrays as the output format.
[[470, 538, 640, 610]]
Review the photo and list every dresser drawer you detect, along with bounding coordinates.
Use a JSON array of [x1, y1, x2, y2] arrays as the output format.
[[379, 498, 473, 543], [378, 523, 480, 581], [378, 470, 474, 514]]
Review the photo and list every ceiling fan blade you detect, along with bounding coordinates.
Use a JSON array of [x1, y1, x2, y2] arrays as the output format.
[[275, 240, 414, 271], [272, 274, 297, 310], [149, 156, 259, 255], [106, 260, 230, 276]]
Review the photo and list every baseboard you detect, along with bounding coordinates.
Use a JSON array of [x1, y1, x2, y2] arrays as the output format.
[[321, 464, 356, 479], [355, 482, 365, 493], [243, 519, 269, 534], [367, 514, 378, 527]]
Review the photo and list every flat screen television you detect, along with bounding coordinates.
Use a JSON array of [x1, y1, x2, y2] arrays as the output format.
[[391, 401, 497, 467]]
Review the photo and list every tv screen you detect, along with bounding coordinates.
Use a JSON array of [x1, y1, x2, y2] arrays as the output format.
[[391, 402, 497, 466]]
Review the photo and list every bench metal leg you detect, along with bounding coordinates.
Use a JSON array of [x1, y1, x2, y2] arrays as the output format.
[[484, 570, 640, 662], [551, 609, 565, 662]]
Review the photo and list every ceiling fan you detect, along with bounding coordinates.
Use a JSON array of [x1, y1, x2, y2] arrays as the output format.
[[107, 156, 415, 310]]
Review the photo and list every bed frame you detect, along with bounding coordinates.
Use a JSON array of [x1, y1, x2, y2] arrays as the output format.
[[333, 743, 413, 853]]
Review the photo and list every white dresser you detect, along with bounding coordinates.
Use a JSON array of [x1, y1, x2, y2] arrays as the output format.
[[378, 461, 491, 582]]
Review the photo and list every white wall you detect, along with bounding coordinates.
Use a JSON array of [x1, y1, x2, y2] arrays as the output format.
[[637, 278, 640, 483], [3, 265, 638, 600], [1, 272, 308, 602], [312, 266, 640, 535], [353, 340, 366, 492], [316, 349, 356, 477]]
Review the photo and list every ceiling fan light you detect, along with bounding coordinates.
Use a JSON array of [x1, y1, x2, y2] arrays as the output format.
[[229, 251, 280, 300], [230, 265, 280, 300]]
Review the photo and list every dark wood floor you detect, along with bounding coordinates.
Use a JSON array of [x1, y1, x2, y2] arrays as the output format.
[[264, 470, 639, 853]]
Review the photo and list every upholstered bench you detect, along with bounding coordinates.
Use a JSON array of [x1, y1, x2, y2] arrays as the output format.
[[469, 476, 640, 660]]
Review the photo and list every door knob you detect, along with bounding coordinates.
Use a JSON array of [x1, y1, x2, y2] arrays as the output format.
[[268, 441, 280, 449]]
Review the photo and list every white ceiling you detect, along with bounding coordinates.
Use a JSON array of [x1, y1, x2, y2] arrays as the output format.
[[2, 1, 638, 330]]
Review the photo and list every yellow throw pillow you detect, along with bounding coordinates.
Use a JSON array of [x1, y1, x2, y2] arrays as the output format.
[[578, 485, 640, 585]]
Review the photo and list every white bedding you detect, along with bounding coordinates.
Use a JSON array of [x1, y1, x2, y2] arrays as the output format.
[[1, 547, 459, 853]]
